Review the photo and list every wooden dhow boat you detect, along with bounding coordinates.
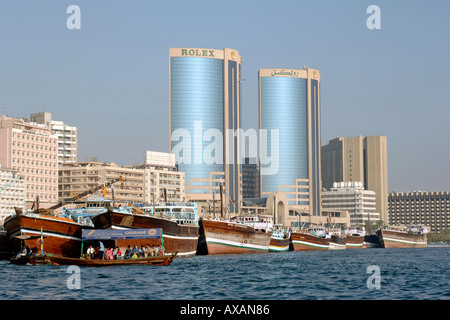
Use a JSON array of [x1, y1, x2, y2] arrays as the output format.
[[377, 225, 428, 248], [363, 234, 380, 248], [290, 227, 330, 251], [346, 235, 365, 249], [0, 229, 13, 260], [44, 253, 177, 266], [10, 228, 177, 266], [345, 227, 365, 249], [91, 202, 200, 257], [329, 233, 347, 250], [197, 216, 272, 255], [10, 253, 176, 266], [269, 225, 291, 252], [4, 208, 94, 258], [197, 185, 272, 255], [3, 205, 130, 258], [3, 178, 125, 258]]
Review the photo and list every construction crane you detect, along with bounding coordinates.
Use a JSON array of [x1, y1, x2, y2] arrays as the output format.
[[0, 174, 23, 194], [48, 176, 125, 210]]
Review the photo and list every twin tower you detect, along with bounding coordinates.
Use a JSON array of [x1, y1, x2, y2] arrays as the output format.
[[169, 48, 321, 217]]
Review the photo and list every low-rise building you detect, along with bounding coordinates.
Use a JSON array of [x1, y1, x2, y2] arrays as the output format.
[[58, 152, 185, 204], [59, 162, 145, 203], [130, 151, 185, 203], [388, 191, 450, 232], [321, 181, 380, 227]]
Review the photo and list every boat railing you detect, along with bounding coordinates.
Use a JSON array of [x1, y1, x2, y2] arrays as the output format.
[[130, 206, 199, 226]]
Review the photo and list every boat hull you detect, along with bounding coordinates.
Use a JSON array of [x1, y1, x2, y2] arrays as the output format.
[[346, 235, 364, 249], [290, 233, 330, 251], [11, 253, 177, 266], [4, 209, 93, 258], [197, 218, 272, 255], [329, 235, 347, 250], [94, 210, 199, 257], [0, 231, 13, 260], [377, 229, 427, 248], [269, 237, 290, 252], [364, 234, 380, 248]]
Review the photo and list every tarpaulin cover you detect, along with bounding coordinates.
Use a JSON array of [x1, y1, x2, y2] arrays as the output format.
[[82, 228, 162, 240]]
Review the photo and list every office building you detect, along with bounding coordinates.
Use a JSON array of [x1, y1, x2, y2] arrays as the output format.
[[259, 67, 322, 218], [322, 136, 388, 223], [141, 151, 185, 203], [0, 167, 26, 224], [59, 152, 185, 204], [322, 181, 380, 227], [59, 162, 145, 203], [242, 157, 260, 199], [388, 191, 450, 232], [0, 116, 58, 206], [30, 112, 78, 165], [169, 47, 242, 213]]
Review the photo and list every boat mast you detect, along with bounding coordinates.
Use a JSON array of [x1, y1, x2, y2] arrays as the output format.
[[152, 194, 156, 216], [220, 183, 223, 219], [274, 193, 277, 226], [212, 190, 216, 219]]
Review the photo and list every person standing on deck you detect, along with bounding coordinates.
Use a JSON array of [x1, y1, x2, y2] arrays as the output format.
[[98, 241, 105, 260]]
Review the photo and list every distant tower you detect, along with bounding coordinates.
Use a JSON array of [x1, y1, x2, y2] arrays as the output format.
[[321, 136, 388, 223]]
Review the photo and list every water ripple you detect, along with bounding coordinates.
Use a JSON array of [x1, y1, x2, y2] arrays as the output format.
[[0, 247, 449, 300]]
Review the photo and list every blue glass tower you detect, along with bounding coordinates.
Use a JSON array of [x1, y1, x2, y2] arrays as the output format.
[[169, 48, 242, 212], [259, 68, 321, 216]]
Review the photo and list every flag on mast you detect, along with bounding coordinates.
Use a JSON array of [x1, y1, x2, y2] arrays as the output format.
[[40, 226, 43, 254]]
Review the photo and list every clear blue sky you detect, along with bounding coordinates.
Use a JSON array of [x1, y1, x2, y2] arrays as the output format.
[[0, 0, 449, 192]]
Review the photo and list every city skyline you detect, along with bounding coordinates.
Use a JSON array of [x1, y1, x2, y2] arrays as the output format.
[[1, 1, 449, 193]]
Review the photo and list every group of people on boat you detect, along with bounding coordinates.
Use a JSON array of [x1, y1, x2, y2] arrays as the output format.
[[123, 244, 165, 259], [85, 242, 165, 260]]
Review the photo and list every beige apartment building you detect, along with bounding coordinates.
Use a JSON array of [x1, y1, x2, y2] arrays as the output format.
[[389, 191, 450, 232], [59, 162, 145, 203], [0, 116, 58, 206], [0, 167, 26, 224], [322, 136, 388, 223], [129, 151, 185, 203], [30, 112, 78, 165], [185, 171, 225, 216], [59, 152, 185, 204]]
